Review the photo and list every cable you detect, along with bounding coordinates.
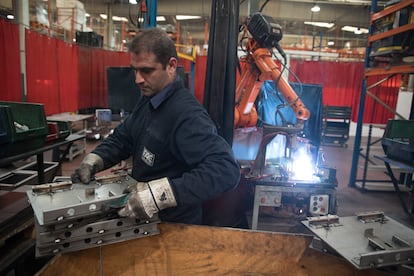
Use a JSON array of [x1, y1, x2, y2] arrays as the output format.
[[259, 0, 270, 12]]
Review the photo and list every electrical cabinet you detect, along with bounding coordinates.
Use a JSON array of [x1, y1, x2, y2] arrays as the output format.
[[349, 0, 414, 188], [321, 106, 352, 147]]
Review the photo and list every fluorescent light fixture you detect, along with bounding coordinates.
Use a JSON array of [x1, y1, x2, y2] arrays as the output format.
[[100, 14, 107, 20], [157, 16, 166, 22], [129, 0, 138, 4], [304, 21, 334, 28], [6, 14, 14, 20], [176, 15, 202, 20], [311, 4, 320, 13], [341, 25, 368, 34], [327, 41, 335, 46], [112, 16, 128, 22], [85, 13, 90, 17], [354, 28, 362, 34]]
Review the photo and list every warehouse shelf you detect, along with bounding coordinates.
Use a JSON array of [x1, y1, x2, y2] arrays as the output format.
[[349, 0, 414, 190], [370, 0, 414, 21], [368, 23, 414, 43], [365, 63, 414, 76]]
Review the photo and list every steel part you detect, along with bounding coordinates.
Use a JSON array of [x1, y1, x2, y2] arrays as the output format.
[[31, 181, 73, 194], [35, 220, 159, 257], [356, 211, 387, 223], [27, 175, 137, 225], [302, 214, 414, 269], [307, 215, 341, 228], [36, 216, 156, 244], [95, 173, 128, 184], [26, 174, 161, 257]]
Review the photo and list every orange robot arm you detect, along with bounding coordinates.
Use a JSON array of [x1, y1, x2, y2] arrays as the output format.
[[234, 41, 310, 128]]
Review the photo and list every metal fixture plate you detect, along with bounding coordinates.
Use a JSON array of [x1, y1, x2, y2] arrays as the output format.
[[26, 174, 162, 257], [26, 175, 135, 225], [36, 219, 159, 256], [302, 213, 414, 269]]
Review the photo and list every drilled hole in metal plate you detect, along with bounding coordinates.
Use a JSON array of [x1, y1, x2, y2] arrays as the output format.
[[115, 232, 122, 237], [135, 218, 141, 224], [86, 227, 93, 233], [64, 231, 72, 237], [134, 228, 140, 234], [89, 204, 97, 211], [63, 243, 70, 248], [84, 238, 91, 243], [117, 221, 123, 227]]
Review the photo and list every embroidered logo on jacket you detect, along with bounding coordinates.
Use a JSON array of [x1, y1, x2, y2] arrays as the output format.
[[141, 147, 155, 166]]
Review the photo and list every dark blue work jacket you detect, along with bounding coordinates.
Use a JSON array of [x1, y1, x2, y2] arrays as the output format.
[[93, 78, 240, 224]]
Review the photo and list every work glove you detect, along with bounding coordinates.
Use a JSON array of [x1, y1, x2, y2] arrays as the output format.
[[71, 153, 104, 184], [118, 177, 177, 219]]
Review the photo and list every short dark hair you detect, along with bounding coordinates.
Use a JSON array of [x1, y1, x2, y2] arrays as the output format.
[[128, 28, 177, 69]]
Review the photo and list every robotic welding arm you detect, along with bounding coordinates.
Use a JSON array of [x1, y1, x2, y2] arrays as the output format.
[[234, 13, 310, 129]]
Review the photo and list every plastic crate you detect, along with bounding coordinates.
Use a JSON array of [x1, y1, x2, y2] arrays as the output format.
[[0, 101, 48, 144], [382, 119, 414, 163], [0, 106, 11, 144], [47, 120, 71, 141]]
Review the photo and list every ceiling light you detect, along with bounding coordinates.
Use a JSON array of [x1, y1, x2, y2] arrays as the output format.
[[304, 21, 334, 28], [100, 14, 107, 20], [6, 14, 14, 20], [327, 41, 335, 46], [129, 0, 138, 4], [176, 15, 202, 20], [341, 25, 368, 34], [112, 16, 128, 22], [311, 4, 320, 13], [156, 16, 166, 22], [354, 28, 362, 35]]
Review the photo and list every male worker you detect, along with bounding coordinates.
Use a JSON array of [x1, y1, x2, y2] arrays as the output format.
[[72, 28, 240, 225]]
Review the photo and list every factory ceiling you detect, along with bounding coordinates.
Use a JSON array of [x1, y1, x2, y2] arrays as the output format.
[[79, 0, 388, 50]]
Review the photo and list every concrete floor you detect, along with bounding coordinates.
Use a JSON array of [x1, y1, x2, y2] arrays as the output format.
[[61, 136, 414, 231]]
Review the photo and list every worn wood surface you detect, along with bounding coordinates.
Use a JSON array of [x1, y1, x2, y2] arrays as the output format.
[[38, 223, 385, 276]]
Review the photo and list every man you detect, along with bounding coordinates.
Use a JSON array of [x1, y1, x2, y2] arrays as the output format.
[[72, 28, 240, 225]]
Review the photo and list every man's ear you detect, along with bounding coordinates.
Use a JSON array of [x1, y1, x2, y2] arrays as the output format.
[[167, 57, 177, 74]]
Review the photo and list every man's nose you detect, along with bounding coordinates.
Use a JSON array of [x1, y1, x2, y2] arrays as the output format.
[[134, 71, 144, 84]]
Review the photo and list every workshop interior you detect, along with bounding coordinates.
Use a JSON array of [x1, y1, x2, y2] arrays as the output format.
[[1, 0, 414, 275]]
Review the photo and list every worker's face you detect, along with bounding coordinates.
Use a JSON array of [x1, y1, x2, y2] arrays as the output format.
[[130, 51, 177, 97]]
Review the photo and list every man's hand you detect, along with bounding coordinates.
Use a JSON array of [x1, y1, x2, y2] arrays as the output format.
[[71, 153, 104, 184], [118, 177, 177, 219]]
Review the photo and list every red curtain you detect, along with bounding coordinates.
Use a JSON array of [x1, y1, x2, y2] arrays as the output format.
[[25, 30, 129, 115], [0, 19, 21, 101], [77, 47, 129, 110], [193, 55, 207, 104], [288, 59, 398, 124], [57, 40, 79, 112], [25, 30, 60, 115], [361, 75, 400, 123], [289, 60, 364, 107]]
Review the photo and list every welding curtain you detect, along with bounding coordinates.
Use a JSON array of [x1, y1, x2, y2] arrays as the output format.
[[25, 30, 130, 115], [289, 59, 399, 124], [0, 19, 21, 101], [0, 24, 129, 115]]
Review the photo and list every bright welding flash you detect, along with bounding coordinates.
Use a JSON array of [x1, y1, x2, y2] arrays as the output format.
[[291, 146, 316, 181]]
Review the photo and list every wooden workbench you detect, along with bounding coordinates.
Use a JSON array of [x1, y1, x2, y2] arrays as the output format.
[[38, 223, 385, 275]]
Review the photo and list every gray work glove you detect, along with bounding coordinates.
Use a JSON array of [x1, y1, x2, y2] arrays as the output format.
[[118, 177, 177, 219], [71, 153, 104, 184]]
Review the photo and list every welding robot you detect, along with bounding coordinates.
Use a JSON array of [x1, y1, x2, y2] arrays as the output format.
[[234, 12, 310, 175], [203, 12, 338, 228]]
